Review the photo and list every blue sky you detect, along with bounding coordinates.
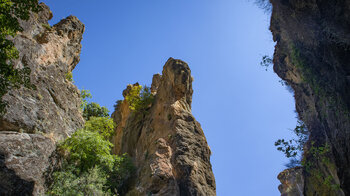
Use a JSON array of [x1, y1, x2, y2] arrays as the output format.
[[43, 0, 297, 195]]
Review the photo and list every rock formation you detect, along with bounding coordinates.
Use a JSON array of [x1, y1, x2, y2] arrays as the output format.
[[0, 2, 216, 195], [0, 3, 85, 195], [111, 58, 216, 195], [269, 0, 350, 195]]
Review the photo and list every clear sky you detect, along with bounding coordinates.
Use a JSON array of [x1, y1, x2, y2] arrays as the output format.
[[43, 0, 297, 195]]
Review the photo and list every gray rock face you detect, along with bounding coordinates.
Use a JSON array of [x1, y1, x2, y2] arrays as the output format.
[[0, 3, 84, 195], [111, 58, 216, 196]]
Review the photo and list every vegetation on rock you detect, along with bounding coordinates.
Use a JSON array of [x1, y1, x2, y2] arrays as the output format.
[[0, 0, 41, 115], [275, 120, 309, 168], [83, 102, 109, 121], [125, 85, 154, 115], [48, 92, 134, 195]]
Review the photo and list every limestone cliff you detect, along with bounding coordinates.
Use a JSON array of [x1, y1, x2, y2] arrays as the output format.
[[269, 0, 350, 195], [0, 3, 85, 195], [111, 58, 216, 196]]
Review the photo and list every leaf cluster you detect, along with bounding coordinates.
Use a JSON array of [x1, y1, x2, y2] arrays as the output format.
[[275, 120, 309, 166], [80, 89, 92, 110], [260, 55, 273, 71], [125, 85, 154, 114], [49, 92, 134, 195], [83, 102, 109, 121]]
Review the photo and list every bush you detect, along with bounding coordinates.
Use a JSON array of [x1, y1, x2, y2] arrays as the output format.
[[49, 91, 134, 195], [125, 85, 154, 114], [84, 117, 115, 140], [48, 165, 109, 196], [49, 128, 133, 195], [83, 102, 109, 121], [80, 89, 92, 110], [60, 129, 115, 172], [65, 72, 74, 82]]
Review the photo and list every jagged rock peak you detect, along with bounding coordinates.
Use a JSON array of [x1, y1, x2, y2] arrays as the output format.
[[0, 3, 84, 195], [111, 57, 216, 195]]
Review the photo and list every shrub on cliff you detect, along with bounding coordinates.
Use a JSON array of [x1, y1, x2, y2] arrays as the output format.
[[84, 117, 115, 140], [125, 85, 154, 114], [49, 92, 134, 195], [49, 128, 134, 195], [275, 120, 309, 167]]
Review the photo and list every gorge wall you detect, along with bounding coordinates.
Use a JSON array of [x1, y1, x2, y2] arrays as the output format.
[[111, 58, 216, 196], [0, 3, 85, 195], [270, 0, 350, 195]]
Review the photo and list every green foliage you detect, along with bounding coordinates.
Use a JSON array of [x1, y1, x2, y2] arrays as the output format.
[[255, 0, 272, 13], [302, 143, 341, 193], [275, 120, 309, 166], [106, 154, 135, 195], [302, 142, 331, 171], [41, 23, 51, 30], [49, 92, 134, 195], [49, 123, 133, 195], [84, 117, 115, 140], [0, 0, 41, 116], [48, 165, 109, 196], [125, 85, 142, 111], [125, 85, 154, 114], [260, 55, 273, 71], [113, 100, 122, 111], [61, 129, 115, 172], [83, 102, 109, 121], [65, 71, 73, 82], [80, 89, 92, 110]]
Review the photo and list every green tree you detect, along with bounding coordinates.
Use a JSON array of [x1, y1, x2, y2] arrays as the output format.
[[61, 129, 115, 172], [83, 102, 109, 121], [125, 85, 154, 114], [0, 0, 41, 115], [84, 117, 115, 140], [80, 89, 92, 110], [48, 165, 109, 196]]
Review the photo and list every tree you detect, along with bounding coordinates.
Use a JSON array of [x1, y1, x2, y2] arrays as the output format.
[[125, 85, 154, 114], [84, 117, 115, 140], [0, 0, 41, 115], [83, 102, 109, 121]]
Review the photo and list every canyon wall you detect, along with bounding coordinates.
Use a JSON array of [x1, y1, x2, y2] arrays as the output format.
[[270, 0, 350, 195], [0, 3, 85, 195]]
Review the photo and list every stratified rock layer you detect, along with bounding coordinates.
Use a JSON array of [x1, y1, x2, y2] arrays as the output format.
[[270, 0, 350, 195], [112, 58, 216, 196], [0, 3, 84, 195]]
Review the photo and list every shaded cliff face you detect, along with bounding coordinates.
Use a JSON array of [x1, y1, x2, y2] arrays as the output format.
[[270, 0, 350, 195], [112, 58, 216, 196], [0, 3, 84, 195]]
